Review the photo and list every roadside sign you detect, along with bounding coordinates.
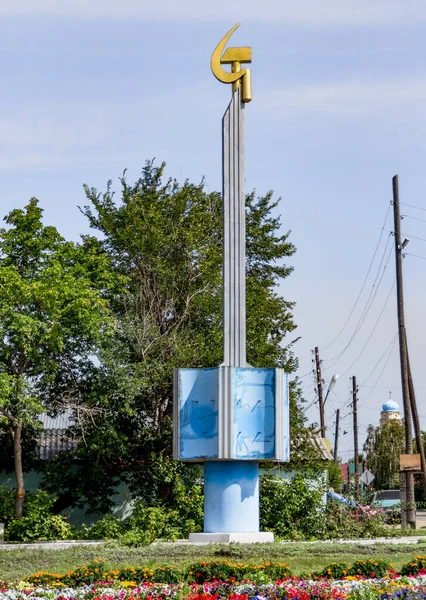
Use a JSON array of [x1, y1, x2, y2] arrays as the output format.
[[400, 453, 421, 471], [360, 469, 375, 485]]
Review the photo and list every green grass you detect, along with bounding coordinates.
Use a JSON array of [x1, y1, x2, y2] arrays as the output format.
[[1, 541, 426, 583]]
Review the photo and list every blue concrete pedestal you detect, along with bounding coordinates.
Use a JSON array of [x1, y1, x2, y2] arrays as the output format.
[[204, 461, 259, 533]]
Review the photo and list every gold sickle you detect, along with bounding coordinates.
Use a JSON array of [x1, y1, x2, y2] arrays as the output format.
[[211, 24, 252, 102]]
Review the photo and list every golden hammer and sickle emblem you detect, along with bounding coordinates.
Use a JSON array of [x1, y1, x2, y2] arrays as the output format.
[[211, 24, 252, 102]]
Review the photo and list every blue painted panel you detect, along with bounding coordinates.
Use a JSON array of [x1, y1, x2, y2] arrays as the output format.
[[179, 368, 218, 459], [233, 368, 275, 459], [204, 461, 259, 532]]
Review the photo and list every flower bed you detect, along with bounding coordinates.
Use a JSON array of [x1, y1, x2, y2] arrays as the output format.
[[3, 556, 426, 600], [2, 576, 426, 600]]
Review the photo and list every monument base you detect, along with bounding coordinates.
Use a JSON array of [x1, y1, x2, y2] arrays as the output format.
[[204, 461, 260, 533], [189, 532, 274, 544]]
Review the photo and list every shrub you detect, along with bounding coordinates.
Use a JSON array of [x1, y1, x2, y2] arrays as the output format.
[[260, 472, 326, 540], [325, 500, 391, 540], [79, 514, 123, 540], [0, 486, 15, 524], [119, 505, 182, 546], [400, 555, 426, 576], [319, 562, 352, 579], [350, 559, 392, 578], [3, 489, 73, 542], [185, 560, 292, 583], [27, 559, 107, 587], [119, 483, 203, 546]]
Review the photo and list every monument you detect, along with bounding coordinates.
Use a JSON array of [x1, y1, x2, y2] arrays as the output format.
[[173, 24, 290, 543]]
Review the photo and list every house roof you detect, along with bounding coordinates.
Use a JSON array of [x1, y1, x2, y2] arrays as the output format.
[[38, 428, 77, 460]]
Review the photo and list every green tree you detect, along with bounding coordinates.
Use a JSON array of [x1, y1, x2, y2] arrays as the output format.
[[0, 199, 113, 516], [44, 161, 309, 511], [363, 420, 404, 490]]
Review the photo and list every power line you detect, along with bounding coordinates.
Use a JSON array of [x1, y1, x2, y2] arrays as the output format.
[[357, 321, 398, 408], [405, 252, 426, 261], [359, 332, 398, 388], [401, 202, 426, 212], [339, 280, 395, 377], [402, 214, 426, 224], [320, 203, 391, 352], [298, 370, 314, 379], [401, 233, 426, 243], [323, 241, 393, 368]]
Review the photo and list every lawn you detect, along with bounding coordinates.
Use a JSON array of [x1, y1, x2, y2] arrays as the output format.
[[2, 541, 426, 582]]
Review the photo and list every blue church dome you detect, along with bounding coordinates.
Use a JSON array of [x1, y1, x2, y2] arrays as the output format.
[[382, 399, 400, 412]]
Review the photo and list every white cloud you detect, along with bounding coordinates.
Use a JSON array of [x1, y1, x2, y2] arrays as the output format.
[[256, 78, 426, 118], [1, 0, 426, 26]]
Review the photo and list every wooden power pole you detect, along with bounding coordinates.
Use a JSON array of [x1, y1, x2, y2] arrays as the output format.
[[406, 338, 426, 501], [352, 376, 359, 499], [392, 174, 416, 528], [334, 408, 340, 463], [315, 346, 325, 438]]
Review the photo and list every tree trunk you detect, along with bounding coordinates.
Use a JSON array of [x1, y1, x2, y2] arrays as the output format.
[[13, 421, 25, 517]]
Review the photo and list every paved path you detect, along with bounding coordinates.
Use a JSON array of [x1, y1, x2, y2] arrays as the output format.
[[0, 541, 104, 550], [417, 510, 426, 530], [1, 536, 426, 550]]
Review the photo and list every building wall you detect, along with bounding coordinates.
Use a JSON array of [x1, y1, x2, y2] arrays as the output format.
[[0, 471, 133, 527]]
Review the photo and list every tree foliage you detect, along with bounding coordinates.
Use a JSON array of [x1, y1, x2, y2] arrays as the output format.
[[0, 199, 113, 515], [43, 161, 306, 510], [363, 420, 404, 490]]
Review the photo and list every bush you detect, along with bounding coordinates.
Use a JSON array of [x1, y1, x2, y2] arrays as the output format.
[[319, 562, 352, 579], [317, 559, 392, 580], [324, 500, 391, 540], [119, 505, 181, 546], [79, 514, 123, 540], [119, 481, 203, 546], [350, 559, 392, 578], [260, 472, 326, 539], [400, 555, 426, 576], [3, 489, 73, 542], [185, 560, 292, 583], [0, 486, 15, 524]]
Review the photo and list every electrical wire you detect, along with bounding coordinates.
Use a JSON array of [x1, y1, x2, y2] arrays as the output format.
[[405, 252, 426, 260], [320, 203, 391, 352], [323, 241, 393, 368], [401, 202, 426, 212], [358, 332, 398, 388], [298, 370, 314, 379], [357, 335, 398, 408], [401, 233, 426, 243], [402, 214, 426, 224], [339, 279, 395, 377]]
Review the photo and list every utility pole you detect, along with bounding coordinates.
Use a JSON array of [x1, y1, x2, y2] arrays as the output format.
[[406, 337, 426, 500], [392, 174, 416, 529], [352, 376, 359, 499], [315, 346, 325, 438], [334, 408, 340, 463]]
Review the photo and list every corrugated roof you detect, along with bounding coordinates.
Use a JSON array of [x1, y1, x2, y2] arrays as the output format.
[[38, 428, 77, 460], [38, 410, 74, 430]]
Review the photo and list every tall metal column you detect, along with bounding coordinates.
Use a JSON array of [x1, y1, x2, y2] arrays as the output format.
[[223, 87, 246, 367]]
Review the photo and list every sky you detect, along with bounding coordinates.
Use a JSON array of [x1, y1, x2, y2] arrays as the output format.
[[1, 0, 426, 464]]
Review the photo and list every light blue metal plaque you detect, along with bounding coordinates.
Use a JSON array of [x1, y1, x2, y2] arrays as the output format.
[[177, 368, 218, 460], [233, 368, 275, 459]]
